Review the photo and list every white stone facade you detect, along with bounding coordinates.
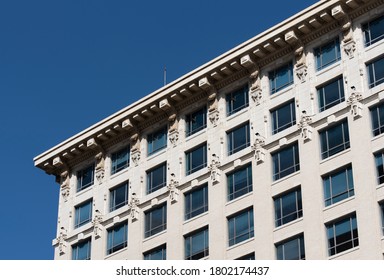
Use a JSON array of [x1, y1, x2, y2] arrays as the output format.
[[35, 0, 384, 260]]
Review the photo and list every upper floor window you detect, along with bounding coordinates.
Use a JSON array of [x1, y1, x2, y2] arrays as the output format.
[[72, 238, 91, 260], [107, 221, 128, 255], [320, 120, 350, 160], [380, 202, 384, 235], [363, 15, 384, 47], [185, 183, 208, 220], [147, 162, 167, 194], [318, 77, 345, 112], [111, 147, 130, 175], [227, 122, 250, 155], [314, 38, 341, 71], [144, 244, 166, 260], [74, 199, 92, 229], [272, 143, 300, 181], [367, 56, 384, 89], [148, 126, 167, 155], [186, 144, 207, 175], [186, 107, 207, 137], [77, 164, 94, 192], [370, 102, 384, 136], [145, 204, 167, 238], [269, 62, 294, 94], [375, 151, 384, 185], [110, 182, 129, 212], [227, 164, 253, 201], [276, 234, 305, 260], [271, 100, 296, 134], [236, 253, 255, 260], [228, 208, 254, 247], [326, 213, 358, 256], [226, 85, 249, 116], [274, 187, 302, 227], [323, 165, 354, 207], [184, 227, 209, 260]]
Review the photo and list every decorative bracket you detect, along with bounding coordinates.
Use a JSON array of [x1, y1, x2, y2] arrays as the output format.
[[59, 171, 70, 202], [130, 133, 141, 166]]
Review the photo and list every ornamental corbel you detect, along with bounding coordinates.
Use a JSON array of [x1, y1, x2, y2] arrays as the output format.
[[92, 209, 103, 239], [167, 173, 180, 203], [297, 111, 314, 142], [252, 133, 266, 163], [200, 77, 220, 127], [168, 113, 179, 147], [208, 154, 221, 183], [347, 90, 363, 119], [332, 6, 356, 59], [87, 138, 106, 185], [128, 193, 140, 221], [285, 31, 307, 83], [130, 133, 141, 166], [59, 170, 70, 201], [240, 55, 263, 105]]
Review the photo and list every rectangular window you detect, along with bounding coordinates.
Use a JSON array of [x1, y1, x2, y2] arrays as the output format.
[[370, 103, 384, 136], [269, 62, 294, 94], [144, 244, 166, 260], [74, 199, 92, 229], [274, 188, 303, 227], [272, 143, 300, 181], [320, 120, 350, 159], [148, 126, 167, 155], [72, 238, 91, 260], [323, 166, 354, 207], [184, 227, 209, 260], [228, 208, 254, 247], [227, 122, 250, 155], [271, 100, 296, 134], [276, 234, 305, 260], [111, 147, 130, 175], [375, 151, 384, 185], [318, 77, 345, 112], [227, 164, 253, 201], [147, 162, 167, 194], [367, 56, 384, 88], [380, 202, 384, 235], [186, 144, 207, 175], [186, 107, 207, 137], [236, 253, 255, 260], [314, 38, 341, 71], [363, 15, 384, 47], [185, 183, 208, 220], [326, 213, 359, 256], [107, 222, 128, 255], [110, 182, 129, 212], [226, 85, 249, 116], [145, 204, 167, 238], [77, 164, 94, 192]]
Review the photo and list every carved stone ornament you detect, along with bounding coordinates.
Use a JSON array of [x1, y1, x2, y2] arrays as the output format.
[[341, 16, 356, 59], [92, 209, 103, 239], [130, 133, 140, 152], [209, 110, 219, 127], [95, 152, 105, 184], [295, 64, 308, 83], [168, 113, 178, 133], [347, 91, 363, 119], [208, 154, 221, 183], [250, 88, 262, 105], [297, 111, 313, 141], [60, 171, 70, 201], [131, 150, 141, 167], [169, 130, 179, 147], [56, 227, 68, 255], [252, 133, 266, 163], [167, 173, 180, 202], [128, 193, 140, 221]]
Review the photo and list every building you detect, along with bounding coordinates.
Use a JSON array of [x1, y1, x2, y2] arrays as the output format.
[[34, 0, 384, 260]]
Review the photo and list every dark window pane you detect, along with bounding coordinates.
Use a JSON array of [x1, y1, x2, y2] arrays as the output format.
[[363, 15, 384, 47], [269, 62, 294, 94], [226, 85, 249, 116], [186, 144, 207, 175], [271, 100, 296, 134], [147, 163, 167, 194], [186, 107, 207, 136], [315, 38, 341, 71], [148, 127, 167, 155], [227, 165, 253, 201], [318, 77, 345, 112], [111, 147, 130, 175]]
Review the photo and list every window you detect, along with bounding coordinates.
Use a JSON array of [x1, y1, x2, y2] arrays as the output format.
[[147, 162, 167, 194], [111, 147, 130, 175], [318, 77, 345, 112], [269, 62, 294, 94], [276, 234, 305, 260], [271, 100, 296, 134], [77, 164, 94, 192], [184, 227, 209, 260], [227, 164, 253, 201], [72, 239, 91, 260], [326, 213, 359, 256], [274, 188, 303, 227], [74, 200, 92, 229], [320, 120, 350, 159], [186, 144, 207, 175], [323, 166, 354, 207], [186, 107, 207, 137], [380, 202, 384, 235], [363, 15, 384, 47], [107, 221, 128, 255], [148, 126, 167, 155], [272, 143, 300, 181], [185, 183, 208, 220], [110, 182, 129, 212], [145, 204, 167, 238], [370, 103, 384, 136], [228, 208, 254, 247], [227, 122, 250, 155], [314, 38, 341, 71], [144, 244, 166, 260], [367, 56, 384, 88], [236, 253, 255, 260], [226, 85, 249, 116], [375, 151, 384, 185]]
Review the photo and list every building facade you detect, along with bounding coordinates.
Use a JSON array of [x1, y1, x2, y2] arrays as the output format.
[[34, 0, 384, 260]]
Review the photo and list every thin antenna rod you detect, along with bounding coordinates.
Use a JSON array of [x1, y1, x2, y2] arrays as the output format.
[[164, 66, 167, 86]]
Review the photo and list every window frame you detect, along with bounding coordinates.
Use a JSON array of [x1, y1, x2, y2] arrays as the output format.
[[272, 142, 300, 181], [146, 162, 167, 194], [269, 62, 294, 95], [367, 56, 384, 89], [317, 76, 345, 112], [370, 102, 384, 136], [380, 202, 384, 235], [319, 120, 350, 160], [276, 234, 305, 260], [271, 100, 296, 135], [111, 146, 130, 175], [362, 15, 384, 47], [314, 37, 341, 71], [76, 164, 95, 192], [107, 221, 128, 255], [147, 126, 168, 156], [227, 164, 253, 201], [226, 85, 249, 116], [72, 238, 91, 260], [185, 143, 207, 176], [144, 204, 167, 238], [228, 208, 254, 247], [186, 106, 207, 137], [274, 187, 303, 227], [143, 244, 167, 260], [109, 181, 129, 212], [184, 227, 209, 260], [74, 199, 93, 229], [184, 183, 209, 220], [323, 165, 354, 207], [227, 122, 250, 155], [374, 151, 384, 185]]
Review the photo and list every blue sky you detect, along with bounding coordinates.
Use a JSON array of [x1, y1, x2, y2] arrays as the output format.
[[0, 0, 317, 259]]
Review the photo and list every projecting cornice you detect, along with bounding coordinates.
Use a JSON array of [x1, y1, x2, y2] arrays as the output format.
[[34, 0, 382, 177]]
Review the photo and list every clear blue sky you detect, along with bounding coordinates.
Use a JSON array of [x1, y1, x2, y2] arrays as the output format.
[[0, 0, 317, 259]]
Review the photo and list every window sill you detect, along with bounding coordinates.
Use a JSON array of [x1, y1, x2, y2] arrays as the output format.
[[110, 167, 129, 180], [75, 185, 93, 198], [183, 212, 209, 225], [143, 230, 167, 243], [377, 183, 384, 190], [273, 217, 303, 232], [270, 84, 294, 99], [104, 247, 128, 259], [271, 171, 300, 186], [147, 148, 167, 160], [315, 60, 341, 76], [226, 106, 249, 121], [225, 192, 253, 207], [186, 128, 207, 142], [328, 246, 359, 260], [365, 39, 384, 53], [227, 237, 255, 251], [372, 132, 384, 144], [319, 148, 351, 165], [323, 196, 355, 212]]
